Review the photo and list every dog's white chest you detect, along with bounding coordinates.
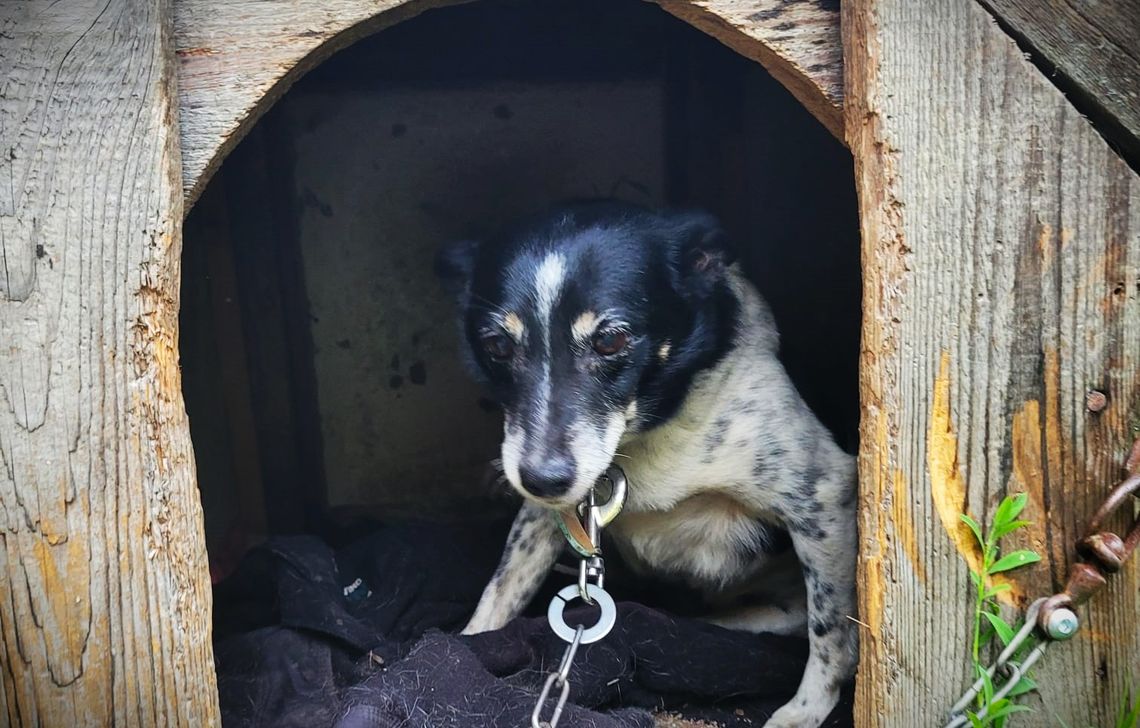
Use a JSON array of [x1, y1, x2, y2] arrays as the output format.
[[608, 492, 779, 591]]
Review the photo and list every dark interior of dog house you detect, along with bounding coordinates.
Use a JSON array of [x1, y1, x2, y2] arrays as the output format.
[[180, 0, 860, 724]]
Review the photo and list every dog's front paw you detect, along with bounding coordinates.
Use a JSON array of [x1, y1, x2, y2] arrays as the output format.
[[761, 693, 836, 728], [459, 617, 494, 636], [460, 612, 498, 635], [461, 601, 517, 635]]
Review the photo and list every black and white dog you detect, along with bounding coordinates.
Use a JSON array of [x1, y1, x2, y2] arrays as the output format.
[[438, 201, 857, 728]]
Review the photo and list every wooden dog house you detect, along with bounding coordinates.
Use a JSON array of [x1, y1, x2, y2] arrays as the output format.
[[178, 0, 862, 554], [1, 0, 1137, 726]]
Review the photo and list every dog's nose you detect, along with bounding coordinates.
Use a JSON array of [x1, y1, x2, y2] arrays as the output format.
[[517, 456, 576, 499]]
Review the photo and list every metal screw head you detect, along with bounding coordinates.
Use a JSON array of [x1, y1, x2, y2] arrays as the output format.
[[1045, 608, 1079, 640], [1086, 390, 1108, 412]]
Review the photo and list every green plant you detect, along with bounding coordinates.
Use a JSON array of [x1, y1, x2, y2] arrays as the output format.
[[1055, 678, 1139, 728], [1113, 680, 1140, 728], [958, 493, 1042, 727]]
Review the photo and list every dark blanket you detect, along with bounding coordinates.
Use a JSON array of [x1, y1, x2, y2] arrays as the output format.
[[212, 521, 854, 727]]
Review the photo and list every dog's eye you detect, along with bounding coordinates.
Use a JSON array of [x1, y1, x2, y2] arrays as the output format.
[[481, 334, 515, 361], [592, 330, 630, 356]]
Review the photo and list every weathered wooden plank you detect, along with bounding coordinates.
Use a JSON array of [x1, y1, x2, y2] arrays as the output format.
[[175, 0, 844, 207], [652, 0, 842, 141], [0, 1, 219, 725], [845, 0, 1140, 724], [175, 0, 471, 207], [977, 0, 1140, 170]]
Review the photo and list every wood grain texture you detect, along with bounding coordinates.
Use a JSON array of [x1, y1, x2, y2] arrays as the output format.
[[175, 0, 471, 208], [175, 0, 844, 207], [845, 0, 1140, 725], [650, 0, 842, 141], [977, 0, 1140, 170], [0, 1, 219, 725]]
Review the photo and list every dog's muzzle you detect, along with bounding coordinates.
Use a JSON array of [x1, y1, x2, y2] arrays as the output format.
[[517, 454, 576, 499]]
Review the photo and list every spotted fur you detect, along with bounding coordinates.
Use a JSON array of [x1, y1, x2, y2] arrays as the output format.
[[439, 201, 857, 728]]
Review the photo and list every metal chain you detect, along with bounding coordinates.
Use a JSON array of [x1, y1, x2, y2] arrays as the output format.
[[945, 599, 1056, 728], [531, 625, 583, 728], [946, 440, 1140, 727], [532, 467, 627, 728]]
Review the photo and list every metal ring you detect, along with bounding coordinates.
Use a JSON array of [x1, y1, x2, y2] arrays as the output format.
[[547, 584, 617, 644]]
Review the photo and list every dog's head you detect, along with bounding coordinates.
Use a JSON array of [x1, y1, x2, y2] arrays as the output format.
[[437, 201, 738, 507]]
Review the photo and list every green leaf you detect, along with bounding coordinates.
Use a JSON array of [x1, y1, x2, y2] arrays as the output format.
[[984, 583, 1012, 599], [980, 669, 996, 703], [989, 550, 1041, 574], [969, 570, 983, 587], [982, 611, 1016, 646], [1010, 634, 1039, 663], [960, 513, 985, 548], [1005, 676, 1037, 698], [992, 519, 1032, 540], [986, 697, 1012, 726], [967, 713, 985, 728], [1118, 682, 1140, 728], [993, 493, 1028, 528], [986, 704, 1032, 722]]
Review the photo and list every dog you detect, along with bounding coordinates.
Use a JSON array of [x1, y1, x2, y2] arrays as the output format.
[[437, 201, 857, 728]]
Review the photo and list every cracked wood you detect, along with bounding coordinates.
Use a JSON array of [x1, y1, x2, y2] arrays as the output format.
[[0, 1, 219, 724], [845, 0, 1140, 724]]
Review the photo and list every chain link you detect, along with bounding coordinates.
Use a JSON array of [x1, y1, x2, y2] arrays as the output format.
[[532, 625, 583, 728], [531, 467, 626, 728]]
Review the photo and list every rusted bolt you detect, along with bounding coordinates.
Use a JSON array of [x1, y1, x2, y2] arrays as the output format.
[[1127, 439, 1140, 476], [1066, 562, 1109, 605], [1077, 532, 1126, 572], [1086, 390, 1108, 412]]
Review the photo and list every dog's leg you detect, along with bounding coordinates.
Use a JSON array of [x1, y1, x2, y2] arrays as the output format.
[[462, 502, 563, 635], [763, 475, 858, 728], [705, 601, 808, 636], [702, 555, 811, 633], [705, 549, 807, 636]]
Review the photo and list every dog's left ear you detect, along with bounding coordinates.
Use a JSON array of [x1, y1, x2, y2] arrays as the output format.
[[670, 211, 735, 299], [435, 239, 480, 306]]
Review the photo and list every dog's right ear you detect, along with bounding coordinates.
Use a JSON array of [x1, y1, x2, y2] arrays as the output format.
[[667, 210, 735, 301], [434, 239, 480, 305]]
